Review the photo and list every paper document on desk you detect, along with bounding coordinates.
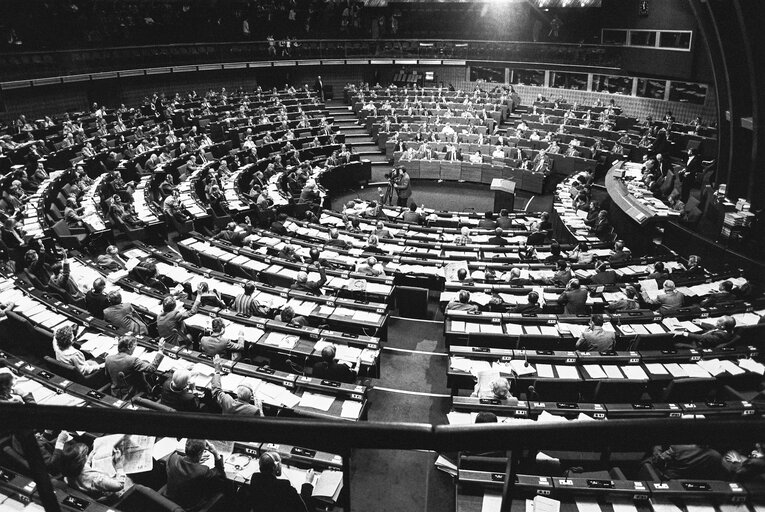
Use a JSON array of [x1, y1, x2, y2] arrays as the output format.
[[298, 391, 335, 411], [261, 331, 300, 350], [481, 492, 502, 512], [510, 359, 536, 376], [685, 503, 716, 512], [611, 499, 638, 512], [622, 365, 648, 380], [602, 365, 625, 379], [555, 365, 579, 380], [738, 358, 765, 375], [532, 495, 560, 512], [576, 499, 602, 512], [639, 279, 660, 300], [536, 364, 554, 378], [341, 400, 363, 419], [663, 363, 688, 378], [644, 363, 669, 375], [583, 365, 606, 379]]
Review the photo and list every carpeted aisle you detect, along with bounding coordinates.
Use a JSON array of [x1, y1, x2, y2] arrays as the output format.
[[348, 316, 456, 511]]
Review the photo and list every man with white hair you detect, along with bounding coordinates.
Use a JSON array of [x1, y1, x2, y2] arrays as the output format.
[[454, 226, 472, 246], [326, 228, 349, 249], [642, 279, 685, 315]]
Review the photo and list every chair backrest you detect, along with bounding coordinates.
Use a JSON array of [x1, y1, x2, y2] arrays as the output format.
[[115, 484, 184, 512], [43, 355, 79, 382], [395, 285, 429, 319], [532, 379, 580, 403], [51, 220, 71, 237], [132, 396, 176, 412], [592, 380, 645, 403], [661, 378, 716, 402]]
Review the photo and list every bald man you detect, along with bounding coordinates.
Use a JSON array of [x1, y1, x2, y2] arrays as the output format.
[[312, 345, 357, 384], [249, 451, 315, 512]]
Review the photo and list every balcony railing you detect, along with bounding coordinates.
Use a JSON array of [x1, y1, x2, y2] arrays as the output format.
[[0, 39, 623, 82]]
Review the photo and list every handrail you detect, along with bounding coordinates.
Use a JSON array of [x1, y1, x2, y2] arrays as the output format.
[[1, 403, 763, 453], [0, 39, 624, 82]]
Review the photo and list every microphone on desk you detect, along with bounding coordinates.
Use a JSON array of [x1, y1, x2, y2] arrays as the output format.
[[523, 350, 529, 368]]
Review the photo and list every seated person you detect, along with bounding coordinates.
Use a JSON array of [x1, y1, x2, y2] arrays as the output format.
[[590, 261, 617, 285], [472, 376, 514, 401], [50, 258, 86, 306], [59, 437, 131, 501], [373, 221, 393, 239], [326, 228, 349, 249], [195, 281, 228, 309], [0, 367, 33, 404], [607, 285, 640, 312], [249, 451, 315, 512], [508, 291, 540, 314], [401, 203, 423, 225], [446, 290, 479, 313], [676, 315, 737, 349], [355, 256, 386, 277], [164, 439, 225, 511], [279, 305, 309, 326], [290, 263, 327, 295], [646, 261, 670, 287], [199, 318, 244, 358], [232, 281, 269, 317], [570, 242, 595, 264], [645, 445, 725, 481], [576, 314, 615, 352], [548, 259, 572, 287], [504, 267, 533, 286], [277, 244, 301, 262], [557, 278, 588, 315], [211, 356, 263, 415], [95, 245, 127, 271], [454, 226, 472, 246], [487, 227, 508, 246], [700, 280, 737, 307], [105, 335, 165, 399], [103, 290, 149, 335], [160, 369, 202, 412], [475, 412, 498, 423], [609, 240, 630, 263], [312, 345, 357, 384], [496, 209, 514, 230], [723, 444, 765, 482], [642, 279, 685, 315], [53, 325, 103, 376], [477, 211, 496, 230], [455, 268, 474, 286], [85, 278, 110, 319], [157, 294, 201, 346]]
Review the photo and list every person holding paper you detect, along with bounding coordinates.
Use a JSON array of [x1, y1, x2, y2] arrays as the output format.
[[249, 451, 315, 512], [211, 356, 264, 416], [164, 439, 225, 511], [312, 345, 357, 384], [557, 279, 588, 316], [59, 436, 130, 501], [641, 280, 685, 315], [105, 335, 165, 399], [576, 315, 615, 352]]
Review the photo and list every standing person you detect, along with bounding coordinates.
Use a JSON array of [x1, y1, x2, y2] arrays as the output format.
[[392, 167, 411, 207], [314, 75, 325, 102]]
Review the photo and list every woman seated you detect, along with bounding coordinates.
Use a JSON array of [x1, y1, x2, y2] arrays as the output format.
[[59, 434, 131, 502], [52, 325, 103, 376]]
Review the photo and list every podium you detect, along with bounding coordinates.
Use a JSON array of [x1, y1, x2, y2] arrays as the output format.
[[490, 178, 516, 212]]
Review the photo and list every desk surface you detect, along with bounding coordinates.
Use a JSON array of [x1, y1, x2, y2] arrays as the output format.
[[604, 162, 657, 226]]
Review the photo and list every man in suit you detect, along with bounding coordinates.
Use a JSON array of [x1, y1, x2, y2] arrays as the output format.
[[549, 259, 572, 287], [402, 203, 423, 224], [446, 290, 480, 313], [393, 167, 411, 207], [160, 369, 201, 412], [105, 335, 164, 399], [557, 278, 588, 315], [164, 439, 225, 511], [326, 228, 350, 249], [157, 294, 202, 346], [576, 314, 615, 352], [211, 356, 263, 416], [677, 316, 737, 349], [609, 240, 629, 263], [642, 279, 685, 315], [85, 278, 110, 319], [700, 280, 737, 307], [680, 147, 703, 202], [488, 227, 508, 246], [103, 291, 149, 335], [312, 345, 357, 383], [509, 291, 541, 314], [290, 263, 327, 295], [250, 451, 315, 512], [314, 75, 325, 102], [590, 261, 617, 285], [477, 211, 496, 230], [504, 268, 533, 286], [199, 318, 244, 359]]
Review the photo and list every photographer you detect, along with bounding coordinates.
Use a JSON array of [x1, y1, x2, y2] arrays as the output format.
[[391, 166, 411, 207]]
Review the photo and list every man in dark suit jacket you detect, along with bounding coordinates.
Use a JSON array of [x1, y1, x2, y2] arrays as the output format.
[[164, 439, 225, 512], [105, 335, 164, 398], [160, 369, 201, 412], [557, 278, 589, 315], [250, 451, 315, 512], [677, 316, 737, 350], [487, 227, 508, 246], [590, 261, 617, 285], [477, 211, 496, 230], [314, 75, 325, 102], [508, 291, 541, 314], [85, 278, 110, 319], [312, 345, 356, 383], [680, 148, 703, 202]]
